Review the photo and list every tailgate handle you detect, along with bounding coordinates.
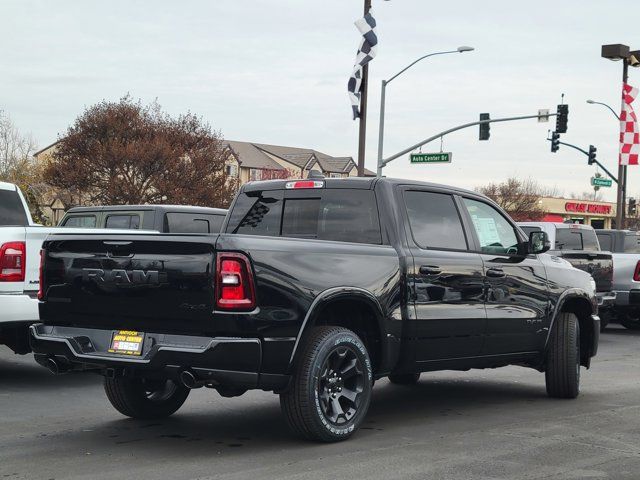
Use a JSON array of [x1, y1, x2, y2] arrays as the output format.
[[104, 241, 134, 258]]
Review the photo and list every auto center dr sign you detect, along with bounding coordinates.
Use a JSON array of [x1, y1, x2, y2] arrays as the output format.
[[564, 202, 612, 215]]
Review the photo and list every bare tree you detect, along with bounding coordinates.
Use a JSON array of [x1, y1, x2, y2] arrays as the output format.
[[567, 190, 605, 202], [476, 177, 548, 221], [0, 111, 47, 222]]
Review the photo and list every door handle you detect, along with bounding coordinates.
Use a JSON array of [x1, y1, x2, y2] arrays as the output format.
[[486, 268, 506, 278], [419, 265, 442, 276]]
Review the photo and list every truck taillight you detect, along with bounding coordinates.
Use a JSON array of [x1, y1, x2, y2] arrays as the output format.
[[38, 249, 45, 300], [0, 242, 26, 282], [215, 253, 256, 310], [633, 261, 640, 282]]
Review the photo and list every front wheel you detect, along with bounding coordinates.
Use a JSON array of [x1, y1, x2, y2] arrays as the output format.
[[280, 326, 373, 442], [104, 377, 190, 419], [545, 312, 580, 399]]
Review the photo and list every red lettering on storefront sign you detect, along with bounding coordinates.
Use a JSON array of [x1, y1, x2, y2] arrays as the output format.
[[564, 202, 611, 215]]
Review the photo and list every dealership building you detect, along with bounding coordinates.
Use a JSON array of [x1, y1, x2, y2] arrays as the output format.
[[537, 196, 616, 229]]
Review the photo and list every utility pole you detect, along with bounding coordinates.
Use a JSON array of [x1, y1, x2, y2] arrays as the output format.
[[601, 44, 640, 228], [357, 0, 372, 177], [620, 60, 629, 228]]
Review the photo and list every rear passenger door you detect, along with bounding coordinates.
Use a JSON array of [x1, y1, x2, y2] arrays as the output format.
[[402, 188, 487, 362], [459, 197, 550, 354]]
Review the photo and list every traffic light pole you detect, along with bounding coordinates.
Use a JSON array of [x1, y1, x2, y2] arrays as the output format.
[[551, 139, 619, 184], [377, 112, 556, 174]]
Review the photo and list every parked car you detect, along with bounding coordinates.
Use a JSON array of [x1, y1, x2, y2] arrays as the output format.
[[0, 182, 151, 354], [59, 205, 228, 234], [595, 229, 640, 329], [31, 177, 599, 442], [518, 222, 615, 314]]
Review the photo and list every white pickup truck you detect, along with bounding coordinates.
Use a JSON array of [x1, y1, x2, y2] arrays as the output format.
[[0, 181, 152, 354]]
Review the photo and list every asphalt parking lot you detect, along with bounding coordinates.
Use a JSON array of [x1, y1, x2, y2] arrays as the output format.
[[1, 325, 639, 480]]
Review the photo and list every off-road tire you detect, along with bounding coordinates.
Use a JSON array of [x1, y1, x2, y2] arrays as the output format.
[[545, 312, 580, 399], [619, 314, 640, 330], [388, 373, 420, 385], [280, 326, 373, 442], [104, 377, 190, 419]]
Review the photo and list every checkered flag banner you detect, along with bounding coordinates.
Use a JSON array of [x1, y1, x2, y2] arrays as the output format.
[[348, 12, 378, 120], [619, 83, 640, 166]]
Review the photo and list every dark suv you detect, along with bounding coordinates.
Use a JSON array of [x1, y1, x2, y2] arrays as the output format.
[[32, 177, 599, 442]]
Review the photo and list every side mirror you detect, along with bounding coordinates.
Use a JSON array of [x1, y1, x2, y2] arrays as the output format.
[[528, 231, 550, 254]]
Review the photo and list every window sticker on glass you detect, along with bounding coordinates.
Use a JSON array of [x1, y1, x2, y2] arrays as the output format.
[[470, 216, 501, 246]]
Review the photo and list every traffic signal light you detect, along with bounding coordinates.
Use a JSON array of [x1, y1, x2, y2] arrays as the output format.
[[588, 145, 597, 165], [556, 104, 568, 133], [629, 198, 637, 216], [550, 132, 560, 152], [479, 113, 490, 140]]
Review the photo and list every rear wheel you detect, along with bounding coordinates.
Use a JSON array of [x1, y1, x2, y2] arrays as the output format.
[[545, 312, 580, 399], [619, 313, 640, 330], [280, 326, 373, 442], [104, 377, 190, 419], [388, 373, 420, 385]]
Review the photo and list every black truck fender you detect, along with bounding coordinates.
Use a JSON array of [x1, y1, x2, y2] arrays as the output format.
[[286, 287, 393, 376], [544, 288, 599, 368]]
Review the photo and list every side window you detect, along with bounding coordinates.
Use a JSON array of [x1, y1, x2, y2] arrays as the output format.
[[226, 191, 283, 236], [105, 214, 141, 230], [463, 198, 519, 254], [209, 214, 225, 233], [556, 231, 581, 250], [404, 191, 467, 250], [623, 234, 640, 253], [597, 233, 612, 252], [63, 215, 97, 228], [0, 189, 29, 226], [282, 190, 382, 244], [165, 213, 209, 233]]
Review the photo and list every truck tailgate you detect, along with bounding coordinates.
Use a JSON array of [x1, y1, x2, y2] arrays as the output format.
[[560, 251, 613, 292], [40, 234, 217, 334]]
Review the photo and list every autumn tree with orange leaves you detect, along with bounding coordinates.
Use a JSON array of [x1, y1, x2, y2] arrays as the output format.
[[44, 96, 237, 208]]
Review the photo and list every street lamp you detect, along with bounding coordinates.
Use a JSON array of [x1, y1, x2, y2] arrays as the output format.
[[600, 44, 640, 228], [586, 99, 620, 120], [376, 46, 475, 177]]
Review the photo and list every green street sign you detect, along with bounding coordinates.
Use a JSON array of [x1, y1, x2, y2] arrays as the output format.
[[410, 152, 452, 164], [591, 177, 612, 188]]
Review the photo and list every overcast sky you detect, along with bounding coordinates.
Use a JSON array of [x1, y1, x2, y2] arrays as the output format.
[[1, 0, 638, 201]]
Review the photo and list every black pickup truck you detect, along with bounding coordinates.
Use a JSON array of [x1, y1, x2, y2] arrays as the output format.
[[31, 177, 600, 442]]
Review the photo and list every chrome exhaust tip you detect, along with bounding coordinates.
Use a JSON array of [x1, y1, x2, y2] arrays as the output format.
[[180, 370, 203, 389], [45, 357, 66, 375]]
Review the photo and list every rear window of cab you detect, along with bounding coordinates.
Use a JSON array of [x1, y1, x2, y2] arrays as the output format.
[[226, 189, 382, 245]]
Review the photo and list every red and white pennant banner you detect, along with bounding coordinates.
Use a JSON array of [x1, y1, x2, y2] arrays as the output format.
[[620, 83, 640, 166]]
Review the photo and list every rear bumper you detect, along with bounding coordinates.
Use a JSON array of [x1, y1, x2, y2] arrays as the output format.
[[611, 289, 640, 309], [0, 293, 39, 325], [29, 324, 289, 391], [596, 291, 617, 308]]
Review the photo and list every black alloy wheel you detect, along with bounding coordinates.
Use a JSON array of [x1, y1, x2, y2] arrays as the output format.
[[318, 345, 366, 425]]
